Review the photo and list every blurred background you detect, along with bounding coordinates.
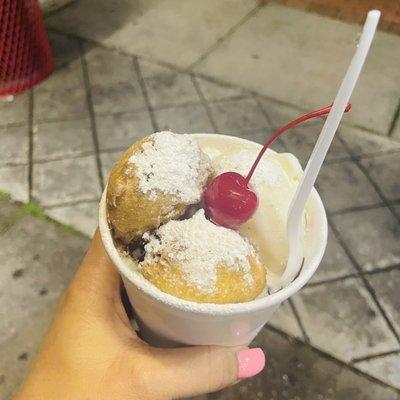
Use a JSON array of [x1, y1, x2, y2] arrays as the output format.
[[1, 0, 399, 399]]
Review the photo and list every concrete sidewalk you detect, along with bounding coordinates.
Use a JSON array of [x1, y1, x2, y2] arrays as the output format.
[[45, 0, 400, 138]]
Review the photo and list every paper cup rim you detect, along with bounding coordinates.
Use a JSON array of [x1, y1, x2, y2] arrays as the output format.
[[99, 133, 328, 316]]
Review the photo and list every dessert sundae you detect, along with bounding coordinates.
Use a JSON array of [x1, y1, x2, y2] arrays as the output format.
[[106, 105, 344, 304]]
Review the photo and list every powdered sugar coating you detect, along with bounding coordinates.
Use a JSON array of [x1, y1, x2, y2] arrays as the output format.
[[140, 209, 256, 293], [129, 131, 211, 202]]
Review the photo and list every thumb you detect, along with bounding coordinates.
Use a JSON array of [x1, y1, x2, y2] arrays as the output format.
[[72, 229, 120, 299], [153, 345, 265, 398]]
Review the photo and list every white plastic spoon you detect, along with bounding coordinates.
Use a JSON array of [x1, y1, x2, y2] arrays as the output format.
[[279, 10, 381, 289]]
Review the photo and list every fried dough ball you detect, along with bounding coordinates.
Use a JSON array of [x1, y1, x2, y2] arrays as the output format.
[[140, 256, 266, 304], [139, 210, 266, 304], [106, 132, 211, 246]]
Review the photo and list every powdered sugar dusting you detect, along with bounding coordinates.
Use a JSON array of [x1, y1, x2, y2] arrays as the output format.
[[213, 150, 285, 188], [129, 131, 211, 202], [140, 210, 255, 293]]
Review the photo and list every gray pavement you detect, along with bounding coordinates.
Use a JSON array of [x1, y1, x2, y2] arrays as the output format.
[[45, 1, 400, 137], [0, 0, 400, 396], [0, 198, 89, 399]]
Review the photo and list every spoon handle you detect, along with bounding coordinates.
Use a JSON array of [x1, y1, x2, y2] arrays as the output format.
[[280, 10, 380, 288]]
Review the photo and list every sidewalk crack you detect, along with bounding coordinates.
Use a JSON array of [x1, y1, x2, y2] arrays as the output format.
[[79, 42, 105, 191]]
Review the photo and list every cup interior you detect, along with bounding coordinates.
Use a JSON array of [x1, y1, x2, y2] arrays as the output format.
[[99, 133, 328, 316]]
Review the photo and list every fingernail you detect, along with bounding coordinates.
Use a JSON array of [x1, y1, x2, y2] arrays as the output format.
[[237, 348, 265, 379]]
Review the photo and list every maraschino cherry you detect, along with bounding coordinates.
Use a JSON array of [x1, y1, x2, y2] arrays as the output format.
[[204, 103, 351, 229]]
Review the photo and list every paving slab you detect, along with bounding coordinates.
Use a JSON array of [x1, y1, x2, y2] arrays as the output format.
[[85, 46, 135, 85], [316, 160, 381, 213], [33, 86, 89, 123], [349, 29, 400, 134], [91, 81, 146, 115], [46, 0, 259, 69], [267, 300, 303, 340], [193, 328, 399, 400], [46, 201, 98, 237], [339, 126, 400, 157], [282, 123, 350, 168], [138, 59, 177, 79], [144, 73, 201, 109], [331, 207, 400, 271], [0, 306, 61, 400], [309, 227, 356, 284], [0, 215, 87, 343], [257, 97, 302, 129], [194, 4, 400, 135], [359, 153, 400, 202], [0, 94, 29, 127], [0, 165, 29, 203], [96, 111, 152, 151], [0, 207, 88, 400], [195, 77, 245, 102], [100, 150, 125, 181], [366, 269, 400, 338], [292, 278, 398, 362], [355, 352, 400, 390], [208, 97, 269, 134], [0, 125, 29, 166], [32, 155, 101, 207], [36, 59, 84, 92], [33, 118, 94, 161], [154, 103, 214, 133]]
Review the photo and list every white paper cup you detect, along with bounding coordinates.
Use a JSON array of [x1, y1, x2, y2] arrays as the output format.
[[99, 134, 328, 347]]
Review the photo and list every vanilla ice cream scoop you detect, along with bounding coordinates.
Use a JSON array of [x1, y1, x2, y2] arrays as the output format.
[[211, 148, 306, 285]]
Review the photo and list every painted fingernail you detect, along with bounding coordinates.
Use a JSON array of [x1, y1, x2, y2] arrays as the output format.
[[237, 348, 265, 379]]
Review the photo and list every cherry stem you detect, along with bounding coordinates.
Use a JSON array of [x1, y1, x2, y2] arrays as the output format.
[[244, 103, 351, 184]]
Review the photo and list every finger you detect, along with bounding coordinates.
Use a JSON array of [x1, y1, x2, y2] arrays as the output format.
[[70, 229, 121, 302], [153, 345, 265, 398]]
